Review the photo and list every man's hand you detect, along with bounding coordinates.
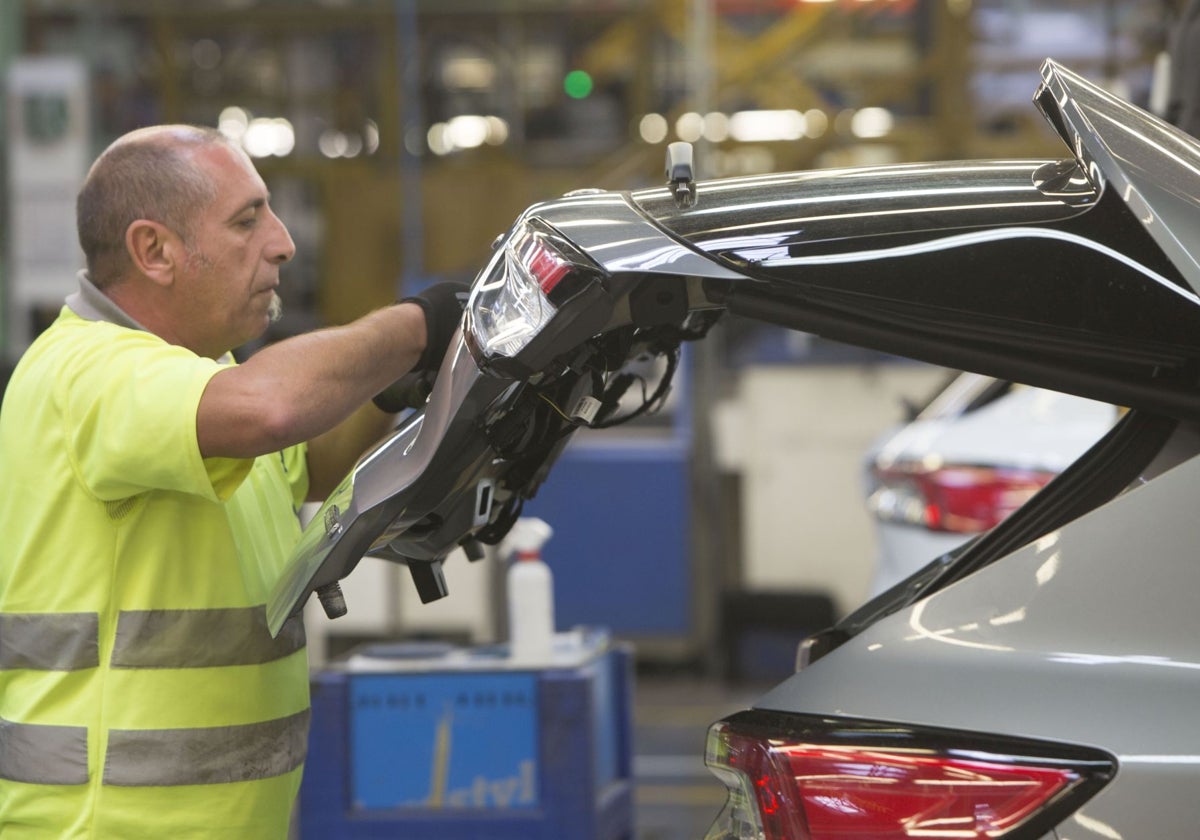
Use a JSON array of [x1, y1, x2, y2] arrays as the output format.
[[403, 281, 471, 373], [371, 370, 434, 414]]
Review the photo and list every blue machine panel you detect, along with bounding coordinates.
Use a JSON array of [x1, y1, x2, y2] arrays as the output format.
[[349, 673, 539, 810], [525, 439, 691, 636], [302, 645, 635, 840]]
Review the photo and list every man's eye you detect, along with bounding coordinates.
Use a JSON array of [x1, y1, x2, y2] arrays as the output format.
[[237, 216, 258, 229]]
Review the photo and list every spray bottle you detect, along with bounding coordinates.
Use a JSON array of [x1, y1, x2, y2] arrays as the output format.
[[501, 517, 556, 664]]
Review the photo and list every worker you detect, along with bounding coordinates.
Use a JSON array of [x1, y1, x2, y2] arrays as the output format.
[[0, 124, 467, 838]]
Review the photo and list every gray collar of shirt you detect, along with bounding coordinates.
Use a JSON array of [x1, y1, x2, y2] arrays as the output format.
[[65, 270, 148, 332], [63, 271, 233, 364]]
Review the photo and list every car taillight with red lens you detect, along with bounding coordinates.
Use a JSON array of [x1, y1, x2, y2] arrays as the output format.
[[704, 711, 1114, 840], [466, 217, 604, 370], [524, 240, 572, 294], [868, 464, 1057, 533]]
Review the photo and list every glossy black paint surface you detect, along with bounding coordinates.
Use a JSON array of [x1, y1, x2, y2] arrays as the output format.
[[634, 160, 1093, 251], [272, 60, 1200, 627], [629, 158, 1200, 418]]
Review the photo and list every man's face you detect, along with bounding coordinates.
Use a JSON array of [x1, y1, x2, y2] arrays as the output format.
[[176, 143, 295, 358]]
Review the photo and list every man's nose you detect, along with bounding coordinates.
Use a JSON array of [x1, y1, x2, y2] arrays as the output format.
[[268, 209, 296, 264]]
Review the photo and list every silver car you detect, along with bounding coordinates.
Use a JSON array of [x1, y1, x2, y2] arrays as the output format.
[[272, 58, 1200, 838], [863, 373, 1118, 597]]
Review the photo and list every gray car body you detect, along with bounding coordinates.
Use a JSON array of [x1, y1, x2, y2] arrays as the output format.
[[755, 61, 1200, 837], [274, 61, 1200, 834], [758, 434, 1200, 837]]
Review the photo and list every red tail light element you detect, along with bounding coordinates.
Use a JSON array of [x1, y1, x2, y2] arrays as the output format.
[[869, 464, 1057, 534], [705, 712, 1114, 840], [520, 238, 573, 295]]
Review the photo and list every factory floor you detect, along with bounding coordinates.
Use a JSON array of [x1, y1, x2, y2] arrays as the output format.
[[631, 670, 769, 840]]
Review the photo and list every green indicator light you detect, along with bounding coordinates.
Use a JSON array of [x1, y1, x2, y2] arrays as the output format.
[[564, 70, 594, 99]]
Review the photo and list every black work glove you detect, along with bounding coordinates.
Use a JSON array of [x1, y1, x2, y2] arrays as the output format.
[[372, 370, 434, 414], [372, 281, 469, 413], [404, 280, 470, 373]]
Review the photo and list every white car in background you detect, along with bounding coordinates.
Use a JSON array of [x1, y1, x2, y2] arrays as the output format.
[[864, 372, 1119, 597]]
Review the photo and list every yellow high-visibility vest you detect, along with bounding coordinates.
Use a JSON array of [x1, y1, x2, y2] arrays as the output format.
[[0, 305, 311, 839]]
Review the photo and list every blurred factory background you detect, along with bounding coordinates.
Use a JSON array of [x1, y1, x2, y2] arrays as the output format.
[[0, 2, 1176, 838]]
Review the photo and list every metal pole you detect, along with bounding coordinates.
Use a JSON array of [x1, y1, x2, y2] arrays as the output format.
[[0, 0, 24, 358], [390, 0, 426, 635], [396, 0, 425, 295], [685, 0, 727, 672], [687, 0, 714, 177]]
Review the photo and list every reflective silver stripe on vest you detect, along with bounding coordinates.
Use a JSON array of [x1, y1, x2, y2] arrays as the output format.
[[103, 708, 310, 786], [0, 612, 99, 671], [0, 716, 89, 785], [111, 606, 305, 668]]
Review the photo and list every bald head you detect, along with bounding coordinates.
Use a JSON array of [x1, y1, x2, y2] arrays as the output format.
[[76, 125, 241, 288]]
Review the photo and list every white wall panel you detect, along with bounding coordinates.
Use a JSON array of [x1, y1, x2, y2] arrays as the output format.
[[715, 363, 947, 615]]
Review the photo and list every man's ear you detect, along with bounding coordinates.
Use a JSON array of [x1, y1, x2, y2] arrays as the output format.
[[125, 219, 184, 288]]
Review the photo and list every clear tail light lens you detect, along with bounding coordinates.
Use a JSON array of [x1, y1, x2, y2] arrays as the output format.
[[705, 712, 1114, 840], [466, 218, 602, 364], [868, 463, 1056, 533], [468, 227, 561, 359]]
